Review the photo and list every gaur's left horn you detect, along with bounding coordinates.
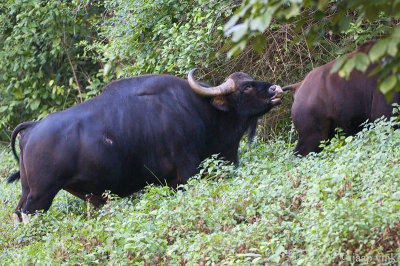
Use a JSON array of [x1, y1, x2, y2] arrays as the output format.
[[188, 68, 236, 97]]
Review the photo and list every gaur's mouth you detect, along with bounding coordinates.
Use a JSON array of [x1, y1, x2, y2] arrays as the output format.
[[271, 85, 284, 104]]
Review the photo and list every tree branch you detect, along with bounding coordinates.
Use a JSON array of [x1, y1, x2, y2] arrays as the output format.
[[62, 24, 83, 103]]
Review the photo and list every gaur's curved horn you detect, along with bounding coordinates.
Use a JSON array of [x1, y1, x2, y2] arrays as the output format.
[[188, 68, 236, 97]]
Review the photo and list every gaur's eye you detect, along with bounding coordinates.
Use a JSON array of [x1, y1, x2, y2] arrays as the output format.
[[242, 86, 252, 93]]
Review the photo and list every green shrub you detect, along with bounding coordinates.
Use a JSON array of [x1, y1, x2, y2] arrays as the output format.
[[0, 0, 106, 138], [1, 117, 399, 264], [95, 0, 233, 78]]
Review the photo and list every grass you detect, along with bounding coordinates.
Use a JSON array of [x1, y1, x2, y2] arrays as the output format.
[[0, 117, 400, 264]]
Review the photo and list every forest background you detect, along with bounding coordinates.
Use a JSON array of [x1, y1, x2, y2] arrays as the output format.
[[1, 0, 399, 142]]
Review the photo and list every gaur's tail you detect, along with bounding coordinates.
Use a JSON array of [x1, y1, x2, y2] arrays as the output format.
[[7, 171, 20, 184], [10, 121, 38, 163], [282, 81, 303, 91], [8, 121, 38, 184]]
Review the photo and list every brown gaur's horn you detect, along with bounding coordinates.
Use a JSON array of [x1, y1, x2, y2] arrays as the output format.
[[188, 68, 236, 97], [282, 81, 303, 91]]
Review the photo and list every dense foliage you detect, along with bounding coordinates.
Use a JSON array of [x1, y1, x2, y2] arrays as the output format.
[[96, 0, 235, 78], [2, 0, 397, 141], [225, 0, 400, 99], [0, 0, 106, 139], [1, 118, 399, 264]]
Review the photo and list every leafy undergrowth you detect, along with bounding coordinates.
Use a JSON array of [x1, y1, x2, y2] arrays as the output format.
[[1, 118, 400, 265]]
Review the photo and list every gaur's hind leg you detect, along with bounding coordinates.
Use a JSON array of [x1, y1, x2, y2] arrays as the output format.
[[22, 184, 62, 216], [19, 145, 72, 220], [20, 166, 64, 219], [13, 187, 29, 224], [12, 158, 29, 224]]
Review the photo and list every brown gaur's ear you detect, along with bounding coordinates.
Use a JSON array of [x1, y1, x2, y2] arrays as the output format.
[[211, 96, 230, 111]]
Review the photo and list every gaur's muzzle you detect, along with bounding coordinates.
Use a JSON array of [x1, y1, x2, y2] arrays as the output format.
[[269, 85, 284, 104]]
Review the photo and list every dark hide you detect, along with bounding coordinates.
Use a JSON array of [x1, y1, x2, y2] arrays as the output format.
[[284, 40, 400, 156], [8, 72, 282, 218]]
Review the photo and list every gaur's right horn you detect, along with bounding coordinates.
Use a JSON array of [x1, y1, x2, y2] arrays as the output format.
[[188, 69, 236, 97]]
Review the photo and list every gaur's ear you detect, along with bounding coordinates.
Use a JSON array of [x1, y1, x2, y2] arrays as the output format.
[[211, 96, 229, 111]]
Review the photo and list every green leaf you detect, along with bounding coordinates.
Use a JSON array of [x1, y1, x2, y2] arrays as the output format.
[[227, 40, 247, 58], [379, 74, 397, 94], [251, 9, 274, 32], [331, 55, 347, 74], [30, 99, 41, 111], [224, 15, 240, 32], [285, 4, 300, 19], [14, 87, 23, 99], [339, 16, 352, 32], [353, 53, 370, 72], [364, 6, 379, 20], [252, 35, 266, 54], [104, 62, 112, 77], [385, 90, 395, 102], [229, 23, 249, 43], [345, 136, 353, 143], [369, 39, 389, 62], [236, 253, 261, 257], [387, 41, 399, 57], [339, 57, 356, 79], [317, 0, 330, 10], [368, 64, 383, 77]]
